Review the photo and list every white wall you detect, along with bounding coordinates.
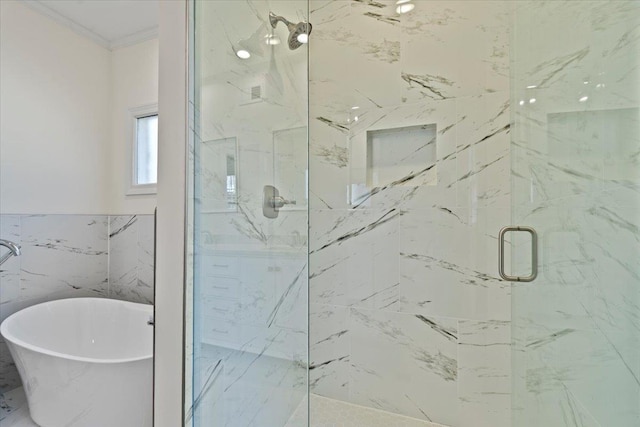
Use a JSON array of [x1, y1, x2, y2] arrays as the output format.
[[109, 39, 159, 215], [0, 0, 111, 214], [0, 1, 158, 215]]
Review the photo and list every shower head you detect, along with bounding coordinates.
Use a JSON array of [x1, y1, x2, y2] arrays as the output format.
[[269, 12, 312, 50]]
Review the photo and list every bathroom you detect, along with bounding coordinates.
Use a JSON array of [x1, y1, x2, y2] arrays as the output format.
[[0, 0, 639, 426]]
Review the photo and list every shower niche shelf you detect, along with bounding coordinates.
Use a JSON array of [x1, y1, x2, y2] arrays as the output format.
[[365, 123, 437, 188]]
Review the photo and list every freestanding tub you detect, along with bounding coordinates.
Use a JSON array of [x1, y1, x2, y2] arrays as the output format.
[[0, 298, 153, 427]]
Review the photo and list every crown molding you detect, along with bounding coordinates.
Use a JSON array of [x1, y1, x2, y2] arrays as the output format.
[[109, 26, 159, 50], [21, 0, 158, 51]]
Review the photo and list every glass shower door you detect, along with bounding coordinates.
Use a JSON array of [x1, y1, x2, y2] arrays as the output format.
[[510, 2, 640, 426], [186, 1, 309, 426]]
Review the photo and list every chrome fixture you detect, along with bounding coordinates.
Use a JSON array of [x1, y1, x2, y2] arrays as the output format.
[[268, 12, 312, 50], [263, 185, 296, 218], [498, 226, 538, 282], [0, 239, 21, 267]]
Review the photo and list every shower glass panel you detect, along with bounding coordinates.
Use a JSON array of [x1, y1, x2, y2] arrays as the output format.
[[185, 0, 640, 426], [511, 2, 640, 426], [186, 1, 309, 426]]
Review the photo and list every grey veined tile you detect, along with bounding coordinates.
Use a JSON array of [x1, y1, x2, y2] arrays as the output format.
[[348, 308, 458, 426], [19, 215, 109, 300]]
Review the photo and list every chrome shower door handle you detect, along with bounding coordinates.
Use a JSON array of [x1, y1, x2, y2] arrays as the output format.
[[498, 226, 538, 282]]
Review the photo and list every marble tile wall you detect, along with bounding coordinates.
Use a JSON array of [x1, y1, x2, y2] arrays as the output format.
[[0, 214, 154, 392], [109, 215, 155, 305], [308, 1, 512, 426], [510, 1, 640, 426]]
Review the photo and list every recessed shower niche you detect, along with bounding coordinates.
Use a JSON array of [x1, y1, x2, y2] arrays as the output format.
[[349, 122, 438, 206], [366, 124, 437, 187]]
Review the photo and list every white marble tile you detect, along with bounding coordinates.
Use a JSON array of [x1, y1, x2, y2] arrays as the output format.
[[347, 100, 458, 211], [310, 1, 510, 109], [513, 321, 640, 427], [310, 208, 400, 310], [510, 9, 640, 425], [0, 216, 21, 311], [454, 92, 510, 209], [309, 304, 350, 400], [458, 320, 511, 427], [511, 193, 640, 426], [0, 388, 37, 427], [109, 216, 138, 288], [19, 215, 109, 301], [108, 214, 155, 304], [308, 1, 514, 421], [308, 107, 352, 210], [309, 100, 460, 212], [0, 340, 20, 394], [192, 344, 306, 427], [0, 405, 38, 427], [287, 393, 447, 427], [136, 215, 155, 304], [400, 1, 510, 102], [310, 1, 404, 110], [349, 308, 458, 426], [398, 207, 510, 321], [513, 1, 639, 102]]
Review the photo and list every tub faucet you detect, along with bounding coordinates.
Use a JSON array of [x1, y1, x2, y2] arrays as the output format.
[[0, 239, 21, 267]]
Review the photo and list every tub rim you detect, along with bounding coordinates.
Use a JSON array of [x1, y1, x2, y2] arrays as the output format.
[[0, 297, 153, 364]]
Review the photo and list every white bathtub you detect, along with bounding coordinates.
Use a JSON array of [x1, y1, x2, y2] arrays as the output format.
[[0, 298, 153, 427]]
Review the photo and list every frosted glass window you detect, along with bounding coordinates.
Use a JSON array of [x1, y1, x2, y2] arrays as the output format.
[[136, 115, 158, 185]]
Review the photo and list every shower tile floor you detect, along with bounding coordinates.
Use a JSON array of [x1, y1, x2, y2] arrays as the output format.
[[0, 388, 36, 427], [1, 387, 448, 427], [286, 394, 448, 427]]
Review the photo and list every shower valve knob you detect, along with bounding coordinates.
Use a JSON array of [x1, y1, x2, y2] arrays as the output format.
[[271, 196, 296, 208], [263, 185, 296, 218]]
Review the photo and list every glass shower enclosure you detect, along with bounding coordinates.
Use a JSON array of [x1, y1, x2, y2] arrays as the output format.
[[186, 1, 309, 425], [185, 1, 640, 426]]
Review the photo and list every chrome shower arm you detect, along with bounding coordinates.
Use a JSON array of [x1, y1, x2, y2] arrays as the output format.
[[269, 12, 294, 29]]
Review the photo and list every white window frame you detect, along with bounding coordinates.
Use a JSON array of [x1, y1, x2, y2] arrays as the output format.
[[128, 103, 159, 196]]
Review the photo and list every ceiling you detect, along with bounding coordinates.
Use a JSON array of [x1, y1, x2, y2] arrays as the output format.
[[23, 0, 159, 50]]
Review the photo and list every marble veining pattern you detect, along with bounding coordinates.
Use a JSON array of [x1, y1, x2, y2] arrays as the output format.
[[0, 388, 36, 427], [510, 1, 640, 426], [309, 1, 512, 426], [286, 394, 449, 427], [109, 215, 155, 304]]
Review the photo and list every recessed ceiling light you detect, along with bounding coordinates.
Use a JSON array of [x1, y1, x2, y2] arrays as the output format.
[[396, 3, 415, 13], [236, 49, 251, 59], [265, 35, 280, 45], [579, 96, 589, 102], [529, 98, 536, 104]]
